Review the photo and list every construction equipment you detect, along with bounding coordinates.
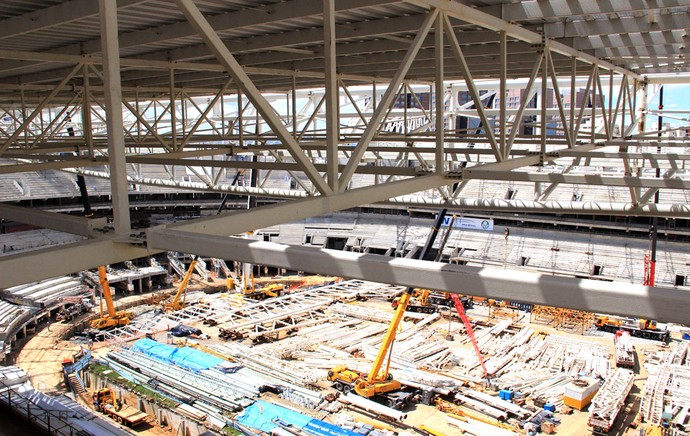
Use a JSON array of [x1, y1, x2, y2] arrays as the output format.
[[595, 316, 669, 342], [161, 256, 197, 312], [89, 266, 133, 329], [614, 330, 636, 368], [328, 209, 449, 410], [450, 293, 489, 379], [391, 289, 472, 313], [588, 368, 635, 434], [242, 282, 284, 300], [92, 388, 148, 427], [435, 399, 519, 433]]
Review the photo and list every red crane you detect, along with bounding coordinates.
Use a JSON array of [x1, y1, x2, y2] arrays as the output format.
[[450, 293, 489, 379]]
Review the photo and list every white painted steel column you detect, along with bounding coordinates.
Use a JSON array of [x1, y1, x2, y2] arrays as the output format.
[[99, 0, 131, 235], [323, 0, 339, 191], [435, 12, 444, 172], [499, 31, 507, 160]]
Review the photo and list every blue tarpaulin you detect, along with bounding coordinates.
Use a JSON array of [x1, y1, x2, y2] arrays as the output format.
[[130, 338, 223, 373], [237, 400, 359, 436]]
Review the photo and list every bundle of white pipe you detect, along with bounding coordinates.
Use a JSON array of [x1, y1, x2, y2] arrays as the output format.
[[340, 393, 407, 422]]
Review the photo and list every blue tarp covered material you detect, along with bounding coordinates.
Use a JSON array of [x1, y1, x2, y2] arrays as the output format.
[[236, 400, 359, 436], [130, 338, 223, 373]]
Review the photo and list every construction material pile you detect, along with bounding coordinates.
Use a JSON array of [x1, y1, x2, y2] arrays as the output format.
[[588, 368, 635, 433], [640, 341, 690, 430]]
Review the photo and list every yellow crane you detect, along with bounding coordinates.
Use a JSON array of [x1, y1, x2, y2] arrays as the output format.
[[162, 256, 197, 312], [90, 266, 133, 329], [328, 209, 449, 409]]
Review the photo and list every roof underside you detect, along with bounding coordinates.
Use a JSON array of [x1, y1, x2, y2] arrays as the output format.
[[0, 0, 687, 98]]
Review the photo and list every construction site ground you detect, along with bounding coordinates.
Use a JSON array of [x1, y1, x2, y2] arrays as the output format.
[[12, 278, 674, 436]]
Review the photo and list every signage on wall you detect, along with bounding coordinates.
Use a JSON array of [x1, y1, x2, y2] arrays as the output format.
[[440, 216, 494, 231]]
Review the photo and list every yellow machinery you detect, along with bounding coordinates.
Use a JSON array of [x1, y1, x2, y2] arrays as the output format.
[[242, 281, 284, 300], [162, 256, 197, 312], [89, 266, 133, 329], [328, 290, 412, 408], [328, 210, 451, 409], [93, 388, 148, 426], [594, 316, 669, 341]]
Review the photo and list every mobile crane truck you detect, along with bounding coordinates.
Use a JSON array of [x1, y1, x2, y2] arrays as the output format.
[[89, 266, 133, 329], [328, 209, 449, 410]]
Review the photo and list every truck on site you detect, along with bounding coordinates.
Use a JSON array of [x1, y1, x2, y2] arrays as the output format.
[[391, 289, 472, 313], [160, 255, 197, 312], [242, 282, 284, 300], [56, 296, 93, 322], [328, 210, 450, 410], [89, 266, 133, 329], [93, 388, 148, 427], [614, 330, 636, 368], [595, 316, 669, 342]]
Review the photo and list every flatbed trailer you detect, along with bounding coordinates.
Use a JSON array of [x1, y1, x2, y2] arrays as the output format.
[[596, 319, 669, 342], [94, 388, 148, 427], [614, 331, 636, 368], [102, 403, 148, 427], [588, 368, 635, 434]]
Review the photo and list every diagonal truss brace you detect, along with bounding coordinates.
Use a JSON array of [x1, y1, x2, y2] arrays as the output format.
[[174, 0, 332, 195]]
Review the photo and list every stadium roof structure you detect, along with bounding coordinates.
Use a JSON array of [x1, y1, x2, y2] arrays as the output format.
[[0, 0, 690, 323]]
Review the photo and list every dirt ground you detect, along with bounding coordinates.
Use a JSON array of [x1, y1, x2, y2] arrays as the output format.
[[12, 281, 673, 436]]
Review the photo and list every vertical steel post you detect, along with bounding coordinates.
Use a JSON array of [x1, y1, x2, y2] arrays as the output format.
[[99, 0, 131, 234], [169, 67, 177, 151], [499, 32, 507, 160], [82, 63, 94, 158], [324, 0, 339, 191], [435, 13, 445, 172]]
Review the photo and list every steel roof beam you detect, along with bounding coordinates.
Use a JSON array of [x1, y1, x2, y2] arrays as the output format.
[[543, 13, 690, 38], [147, 230, 690, 325], [482, 0, 690, 22]]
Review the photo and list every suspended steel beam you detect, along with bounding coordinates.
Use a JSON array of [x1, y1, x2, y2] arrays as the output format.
[[0, 238, 152, 289], [152, 173, 446, 237], [484, 0, 690, 22], [411, 0, 641, 79], [0, 203, 107, 237], [147, 230, 690, 325], [175, 0, 331, 195]]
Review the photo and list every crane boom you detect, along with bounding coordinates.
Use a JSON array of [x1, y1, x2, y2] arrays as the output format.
[[98, 266, 117, 318], [90, 266, 133, 329], [450, 294, 488, 378], [164, 256, 197, 311], [328, 210, 448, 408]]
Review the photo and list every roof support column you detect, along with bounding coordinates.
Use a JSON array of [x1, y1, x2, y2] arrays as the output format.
[[499, 32, 507, 160], [81, 63, 94, 158], [323, 0, 339, 191], [434, 12, 444, 172], [99, 0, 131, 235]]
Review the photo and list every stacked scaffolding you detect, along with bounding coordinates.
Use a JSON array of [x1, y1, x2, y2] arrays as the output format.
[[640, 342, 690, 430], [530, 306, 595, 334]]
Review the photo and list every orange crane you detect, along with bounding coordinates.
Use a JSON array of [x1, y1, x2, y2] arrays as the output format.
[[90, 266, 133, 329], [162, 256, 197, 312]]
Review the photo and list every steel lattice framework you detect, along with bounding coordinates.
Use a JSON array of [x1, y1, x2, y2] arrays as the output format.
[[0, 0, 689, 323]]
